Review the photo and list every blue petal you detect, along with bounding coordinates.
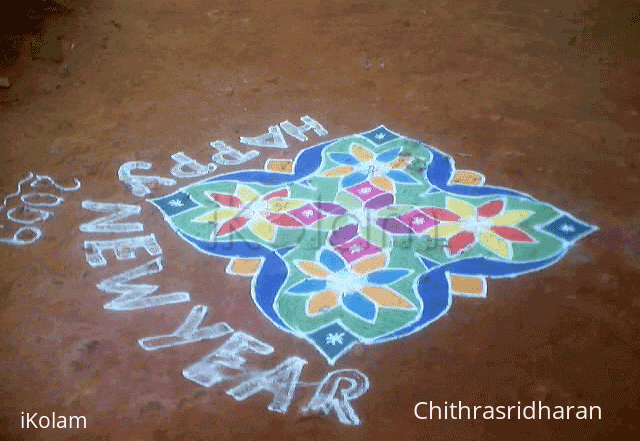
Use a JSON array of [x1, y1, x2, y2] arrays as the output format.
[[342, 292, 376, 321], [319, 249, 345, 272], [288, 279, 327, 294], [367, 269, 410, 285], [341, 172, 368, 188], [386, 170, 418, 184], [376, 148, 401, 163], [329, 153, 359, 165]]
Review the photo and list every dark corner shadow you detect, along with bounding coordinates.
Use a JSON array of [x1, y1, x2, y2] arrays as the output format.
[[0, 0, 90, 69]]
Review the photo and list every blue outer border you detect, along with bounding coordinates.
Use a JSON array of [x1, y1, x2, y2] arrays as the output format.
[[424, 146, 535, 199], [373, 248, 568, 343], [150, 125, 597, 359], [177, 231, 293, 332]]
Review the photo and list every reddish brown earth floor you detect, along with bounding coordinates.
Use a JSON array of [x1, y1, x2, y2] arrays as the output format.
[[1, 0, 639, 439]]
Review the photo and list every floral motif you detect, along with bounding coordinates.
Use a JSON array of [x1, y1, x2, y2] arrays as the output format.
[[152, 125, 597, 365], [323, 143, 418, 191], [288, 249, 414, 322], [421, 197, 535, 258], [195, 185, 307, 242]]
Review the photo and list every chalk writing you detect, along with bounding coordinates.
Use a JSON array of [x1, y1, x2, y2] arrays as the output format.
[[183, 331, 274, 388], [97, 257, 191, 310], [83, 234, 162, 268], [79, 117, 370, 426], [280, 116, 328, 142], [20, 192, 64, 207], [6, 206, 52, 224], [1, 172, 80, 245], [240, 125, 289, 149], [302, 369, 369, 425], [118, 161, 176, 197], [0, 227, 42, 246], [208, 141, 260, 166], [138, 305, 233, 350], [226, 356, 307, 414], [80, 201, 144, 233], [170, 152, 217, 179]]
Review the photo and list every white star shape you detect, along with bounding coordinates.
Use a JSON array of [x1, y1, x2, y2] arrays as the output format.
[[302, 209, 315, 218], [375, 133, 386, 140], [168, 199, 184, 207], [560, 223, 576, 233], [413, 217, 425, 225], [326, 332, 345, 346]]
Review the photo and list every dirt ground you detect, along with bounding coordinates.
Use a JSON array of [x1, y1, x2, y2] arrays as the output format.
[[1, 0, 639, 439]]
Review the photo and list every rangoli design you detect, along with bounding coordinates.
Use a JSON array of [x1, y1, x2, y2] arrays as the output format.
[[150, 126, 596, 364]]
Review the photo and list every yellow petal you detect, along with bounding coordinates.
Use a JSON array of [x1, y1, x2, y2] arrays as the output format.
[[361, 286, 412, 308], [268, 199, 305, 212], [478, 231, 511, 259], [490, 210, 533, 226], [248, 219, 275, 242], [351, 254, 386, 274], [446, 198, 475, 218], [424, 223, 462, 239], [296, 261, 330, 279], [307, 290, 339, 315], [350, 143, 374, 161], [323, 166, 354, 177], [370, 176, 393, 192], [236, 185, 260, 204], [195, 208, 240, 223]]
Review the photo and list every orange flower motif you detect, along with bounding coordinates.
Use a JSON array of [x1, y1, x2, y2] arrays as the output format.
[[288, 249, 415, 323]]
